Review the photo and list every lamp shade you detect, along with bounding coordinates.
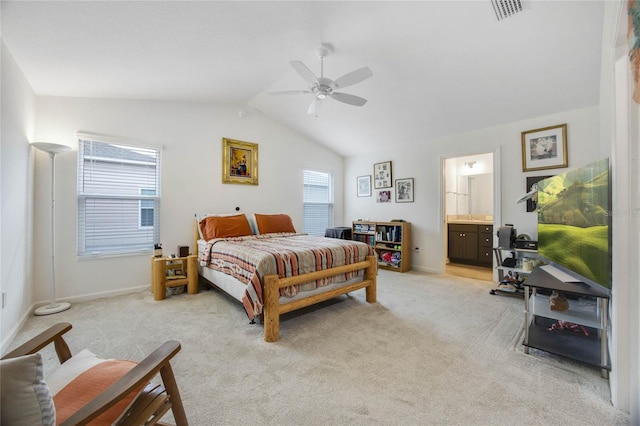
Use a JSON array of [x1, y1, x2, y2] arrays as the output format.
[[31, 142, 72, 154]]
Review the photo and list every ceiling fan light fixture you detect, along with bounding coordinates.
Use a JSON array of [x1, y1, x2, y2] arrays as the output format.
[[269, 43, 372, 114]]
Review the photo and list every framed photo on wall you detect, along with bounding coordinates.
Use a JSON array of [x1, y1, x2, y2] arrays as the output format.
[[357, 175, 372, 197], [222, 138, 258, 185], [377, 190, 391, 203], [521, 124, 568, 172], [395, 178, 414, 203], [374, 161, 392, 188]]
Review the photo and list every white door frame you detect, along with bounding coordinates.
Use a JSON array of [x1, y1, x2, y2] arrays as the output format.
[[440, 148, 502, 277]]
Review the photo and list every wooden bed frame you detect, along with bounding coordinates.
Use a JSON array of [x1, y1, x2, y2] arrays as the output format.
[[193, 219, 377, 342]]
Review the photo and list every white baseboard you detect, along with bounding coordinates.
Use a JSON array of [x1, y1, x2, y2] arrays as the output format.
[[33, 285, 150, 306], [409, 265, 440, 274]]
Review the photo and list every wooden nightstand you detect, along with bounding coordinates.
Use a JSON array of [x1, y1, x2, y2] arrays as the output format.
[[152, 254, 198, 300]]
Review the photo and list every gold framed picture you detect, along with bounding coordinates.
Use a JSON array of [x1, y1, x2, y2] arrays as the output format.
[[222, 138, 258, 185], [521, 124, 568, 172]]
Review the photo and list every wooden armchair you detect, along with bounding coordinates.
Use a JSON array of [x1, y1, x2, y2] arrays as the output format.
[[1, 322, 188, 425]]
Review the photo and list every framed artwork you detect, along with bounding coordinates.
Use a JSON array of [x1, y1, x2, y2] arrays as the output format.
[[395, 178, 414, 203], [377, 190, 391, 203], [357, 175, 372, 197], [521, 124, 568, 172], [373, 161, 392, 188], [525, 175, 552, 212], [222, 138, 258, 185]]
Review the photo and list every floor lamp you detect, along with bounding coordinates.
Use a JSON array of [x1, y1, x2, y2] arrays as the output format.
[[32, 142, 72, 316]]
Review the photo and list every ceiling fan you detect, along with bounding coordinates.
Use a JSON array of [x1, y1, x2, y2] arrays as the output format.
[[270, 44, 373, 115]]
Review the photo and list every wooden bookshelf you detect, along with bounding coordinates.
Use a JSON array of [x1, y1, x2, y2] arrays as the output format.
[[352, 221, 411, 272]]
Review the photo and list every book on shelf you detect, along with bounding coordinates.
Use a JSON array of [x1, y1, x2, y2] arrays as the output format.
[[354, 234, 374, 246], [354, 223, 374, 233], [376, 225, 402, 242]]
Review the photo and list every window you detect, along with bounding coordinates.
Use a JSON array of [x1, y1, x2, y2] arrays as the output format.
[[77, 134, 161, 257], [303, 169, 333, 236], [139, 189, 156, 229]]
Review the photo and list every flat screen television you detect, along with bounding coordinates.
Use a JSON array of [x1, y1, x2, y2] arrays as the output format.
[[536, 158, 611, 293]]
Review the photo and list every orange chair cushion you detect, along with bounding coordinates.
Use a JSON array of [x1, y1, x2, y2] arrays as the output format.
[[52, 359, 143, 425]]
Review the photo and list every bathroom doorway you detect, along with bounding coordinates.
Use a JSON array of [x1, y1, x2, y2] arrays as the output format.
[[443, 152, 497, 281]]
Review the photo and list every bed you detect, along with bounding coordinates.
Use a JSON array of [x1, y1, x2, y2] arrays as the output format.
[[193, 213, 377, 342]]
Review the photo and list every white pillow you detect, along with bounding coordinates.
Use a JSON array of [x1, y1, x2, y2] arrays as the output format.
[[46, 348, 107, 395], [0, 353, 56, 425]]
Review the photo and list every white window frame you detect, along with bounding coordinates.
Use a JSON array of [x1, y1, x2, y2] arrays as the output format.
[[303, 169, 334, 236], [77, 133, 161, 258], [139, 188, 156, 230]]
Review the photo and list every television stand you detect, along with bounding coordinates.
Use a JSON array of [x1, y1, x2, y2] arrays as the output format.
[[491, 247, 538, 297], [523, 267, 611, 378]]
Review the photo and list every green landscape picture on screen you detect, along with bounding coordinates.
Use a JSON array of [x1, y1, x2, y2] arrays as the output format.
[[537, 158, 610, 288]]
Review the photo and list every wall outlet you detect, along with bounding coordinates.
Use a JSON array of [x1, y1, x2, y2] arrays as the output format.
[[414, 247, 420, 253]]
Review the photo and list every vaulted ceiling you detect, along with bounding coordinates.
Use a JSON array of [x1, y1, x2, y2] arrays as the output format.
[[1, 1, 604, 157]]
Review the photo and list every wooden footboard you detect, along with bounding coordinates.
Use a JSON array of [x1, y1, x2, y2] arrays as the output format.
[[263, 255, 377, 342], [193, 217, 378, 342]]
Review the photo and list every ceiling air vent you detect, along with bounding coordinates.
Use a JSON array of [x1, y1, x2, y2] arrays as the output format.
[[491, 0, 523, 21]]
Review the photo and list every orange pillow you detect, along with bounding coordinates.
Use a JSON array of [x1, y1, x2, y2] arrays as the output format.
[[254, 214, 296, 234], [54, 360, 142, 425], [199, 214, 253, 240]]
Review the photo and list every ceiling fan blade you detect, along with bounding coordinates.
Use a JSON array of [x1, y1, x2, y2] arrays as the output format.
[[269, 90, 312, 96], [290, 60, 319, 86], [307, 98, 322, 115], [331, 67, 373, 89], [330, 92, 368, 107]]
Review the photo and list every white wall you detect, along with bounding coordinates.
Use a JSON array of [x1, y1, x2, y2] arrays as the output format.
[[602, 0, 640, 418], [0, 42, 37, 349], [345, 105, 602, 273], [32, 97, 344, 302]]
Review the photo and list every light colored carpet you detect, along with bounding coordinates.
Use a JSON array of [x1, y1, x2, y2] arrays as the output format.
[[9, 270, 629, 425]]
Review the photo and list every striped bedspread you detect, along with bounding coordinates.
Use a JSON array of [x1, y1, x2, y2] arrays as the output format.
[[199, 233, 374, 320]]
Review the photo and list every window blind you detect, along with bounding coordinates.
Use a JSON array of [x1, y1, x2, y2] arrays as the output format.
[[303, 169, 333, 236], [77, 136, 161, 257]]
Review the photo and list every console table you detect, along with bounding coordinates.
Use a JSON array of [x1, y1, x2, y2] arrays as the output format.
[[523, 266, 611, 378]]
